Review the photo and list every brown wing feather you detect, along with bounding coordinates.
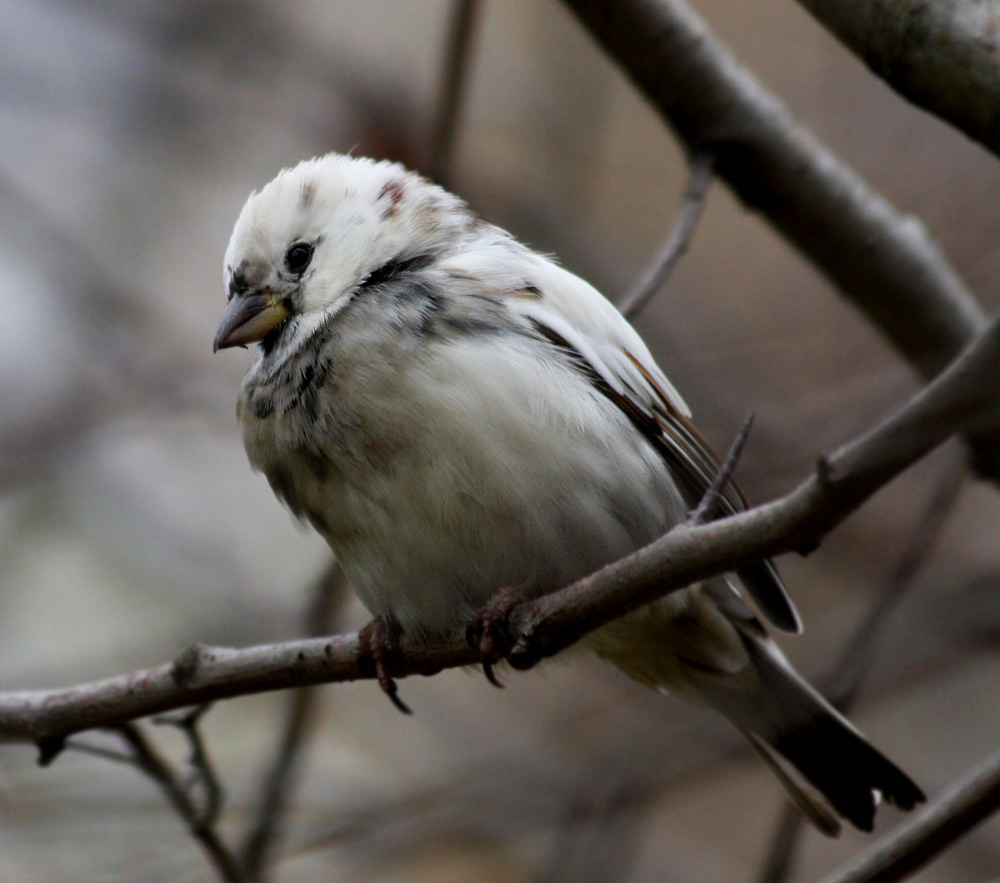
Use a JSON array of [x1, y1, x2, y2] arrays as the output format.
[[536, 321, 801, 633]]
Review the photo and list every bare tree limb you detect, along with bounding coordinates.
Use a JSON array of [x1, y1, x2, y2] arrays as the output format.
[[508, 310, 1000, 665], [115, 722, 242, 883], [619, 150, 716, 320], [153, 705, 225, 829], [795, 0, 1000, 159], [756, 454, 968, 883], [426, 0, 481, 185], [239, 562, 348, 881], [0, 312, 997, 744], [820, 748, 1000, 883], [558, 0, 1000, 480]]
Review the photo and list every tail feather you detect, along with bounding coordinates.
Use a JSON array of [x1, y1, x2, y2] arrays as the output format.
[[744, 730, 843, 837], [735, 633, 925, 833], [588, 585, 925, 836]]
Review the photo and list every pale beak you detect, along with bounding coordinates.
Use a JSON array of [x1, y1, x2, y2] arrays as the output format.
[[213, 292, 290, 352]]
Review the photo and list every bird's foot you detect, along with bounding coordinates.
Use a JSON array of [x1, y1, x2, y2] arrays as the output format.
[[358, 616, 412, 715], [466, 585, 542, 688]]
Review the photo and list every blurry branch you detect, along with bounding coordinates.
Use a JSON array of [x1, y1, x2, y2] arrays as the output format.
[[153, 704, 226, 831], [426, 0, 481, 184], [558, 0, 1000, 480], [114, 720, 241, 883], [0, 311, 997, 744], [756, 456, 967, 883], [619, 150, 715, 320], [795, 0, 1000, 159], [0, 173, 225, 490], [824, 455, 968, 707], [820, 748, 1000, 883], [238, 562, 348, 882]]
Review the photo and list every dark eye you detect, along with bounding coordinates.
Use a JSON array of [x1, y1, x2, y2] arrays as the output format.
[[284, 242, 313, 275]]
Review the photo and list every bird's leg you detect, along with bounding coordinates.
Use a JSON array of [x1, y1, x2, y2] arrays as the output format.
[[358, 615, 412, 715], [466, 583, 550, 688]]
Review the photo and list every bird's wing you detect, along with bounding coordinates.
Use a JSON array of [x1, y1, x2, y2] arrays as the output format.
[[476, 247, 801, 634]]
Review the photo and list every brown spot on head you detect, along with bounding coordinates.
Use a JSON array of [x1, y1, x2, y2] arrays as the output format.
[[299, 177, 318, 209], [378, 178, 406, 218], [229, 258, 270, 299]]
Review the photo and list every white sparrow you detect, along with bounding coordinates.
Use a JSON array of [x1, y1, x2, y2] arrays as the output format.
[[215, 153, 923, 835]]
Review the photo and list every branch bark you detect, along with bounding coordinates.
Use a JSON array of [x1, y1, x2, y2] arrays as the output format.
[[795, 0, 1000, 160], [558, 0, 1000, 479], [1, 312, 997, 748]]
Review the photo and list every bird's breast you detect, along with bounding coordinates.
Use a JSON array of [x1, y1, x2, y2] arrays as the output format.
[[239, 332, 687, 636]]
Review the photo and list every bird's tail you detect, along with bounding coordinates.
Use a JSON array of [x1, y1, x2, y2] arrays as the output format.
[[730, 634, 925, 835], [588, 585, 925, 836]]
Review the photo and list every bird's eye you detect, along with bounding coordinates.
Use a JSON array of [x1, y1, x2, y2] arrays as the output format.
[[284, 242, 313, 275]]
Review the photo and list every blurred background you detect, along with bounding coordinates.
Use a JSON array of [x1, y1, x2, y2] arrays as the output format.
[[2, 1, 1000, 880]]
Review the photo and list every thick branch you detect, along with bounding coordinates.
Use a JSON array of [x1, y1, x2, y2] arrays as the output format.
[[796, 0, 1000, 159], [559, 0, 1000, 478], [2, 313, 998, 746]]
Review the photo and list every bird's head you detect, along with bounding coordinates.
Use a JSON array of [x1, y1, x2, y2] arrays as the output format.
[[214, 153, 471, 353]]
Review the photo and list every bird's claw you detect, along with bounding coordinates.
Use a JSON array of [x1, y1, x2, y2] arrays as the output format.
[[358, 616, 412, 714], [467, 586, 533, 688]]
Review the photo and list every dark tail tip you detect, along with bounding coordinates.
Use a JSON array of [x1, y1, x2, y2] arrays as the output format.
[[772, 720, 924, 833]]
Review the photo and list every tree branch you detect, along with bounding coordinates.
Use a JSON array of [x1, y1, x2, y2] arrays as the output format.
[[795, 0, 1000, 160], [426, 0, 481, 185], [115, 721, 242, 883], [619, 150, 716, 320], [1, 313, 998, 746], [507, 310, 1000, 664], [558, 0, 1000, 479], [239, 562, 348, 881]]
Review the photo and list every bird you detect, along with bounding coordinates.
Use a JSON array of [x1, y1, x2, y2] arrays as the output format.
[[214, 152, 924, 835]]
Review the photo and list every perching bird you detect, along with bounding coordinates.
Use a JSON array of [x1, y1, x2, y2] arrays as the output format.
[[215, 153, 923, 835]]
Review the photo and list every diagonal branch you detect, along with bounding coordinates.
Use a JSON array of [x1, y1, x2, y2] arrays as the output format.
[[114, 722, 242, 883], [1, 312, 998, 746], [755, 454, 968, 883], [794, 0, 1000, 160], [507, 310, 1000, 665], [426, 0, 481, 185], [619, 150, 716, 320], [558, 0, 1000, 480]]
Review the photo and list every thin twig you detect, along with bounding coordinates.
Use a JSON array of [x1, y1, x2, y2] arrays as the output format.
[[620, 151, 716, 320], [239, 561, 348, 881], [820, 749, 1000, 883], [426, 0, 481, 185], [115, 722, 243, 883], [153, 705, 225, 828], [826, 454, 968, 707], [687, 411, 754, 526]]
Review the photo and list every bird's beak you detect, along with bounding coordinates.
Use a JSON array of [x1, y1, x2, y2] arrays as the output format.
[[213, 292, 290, 352]]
